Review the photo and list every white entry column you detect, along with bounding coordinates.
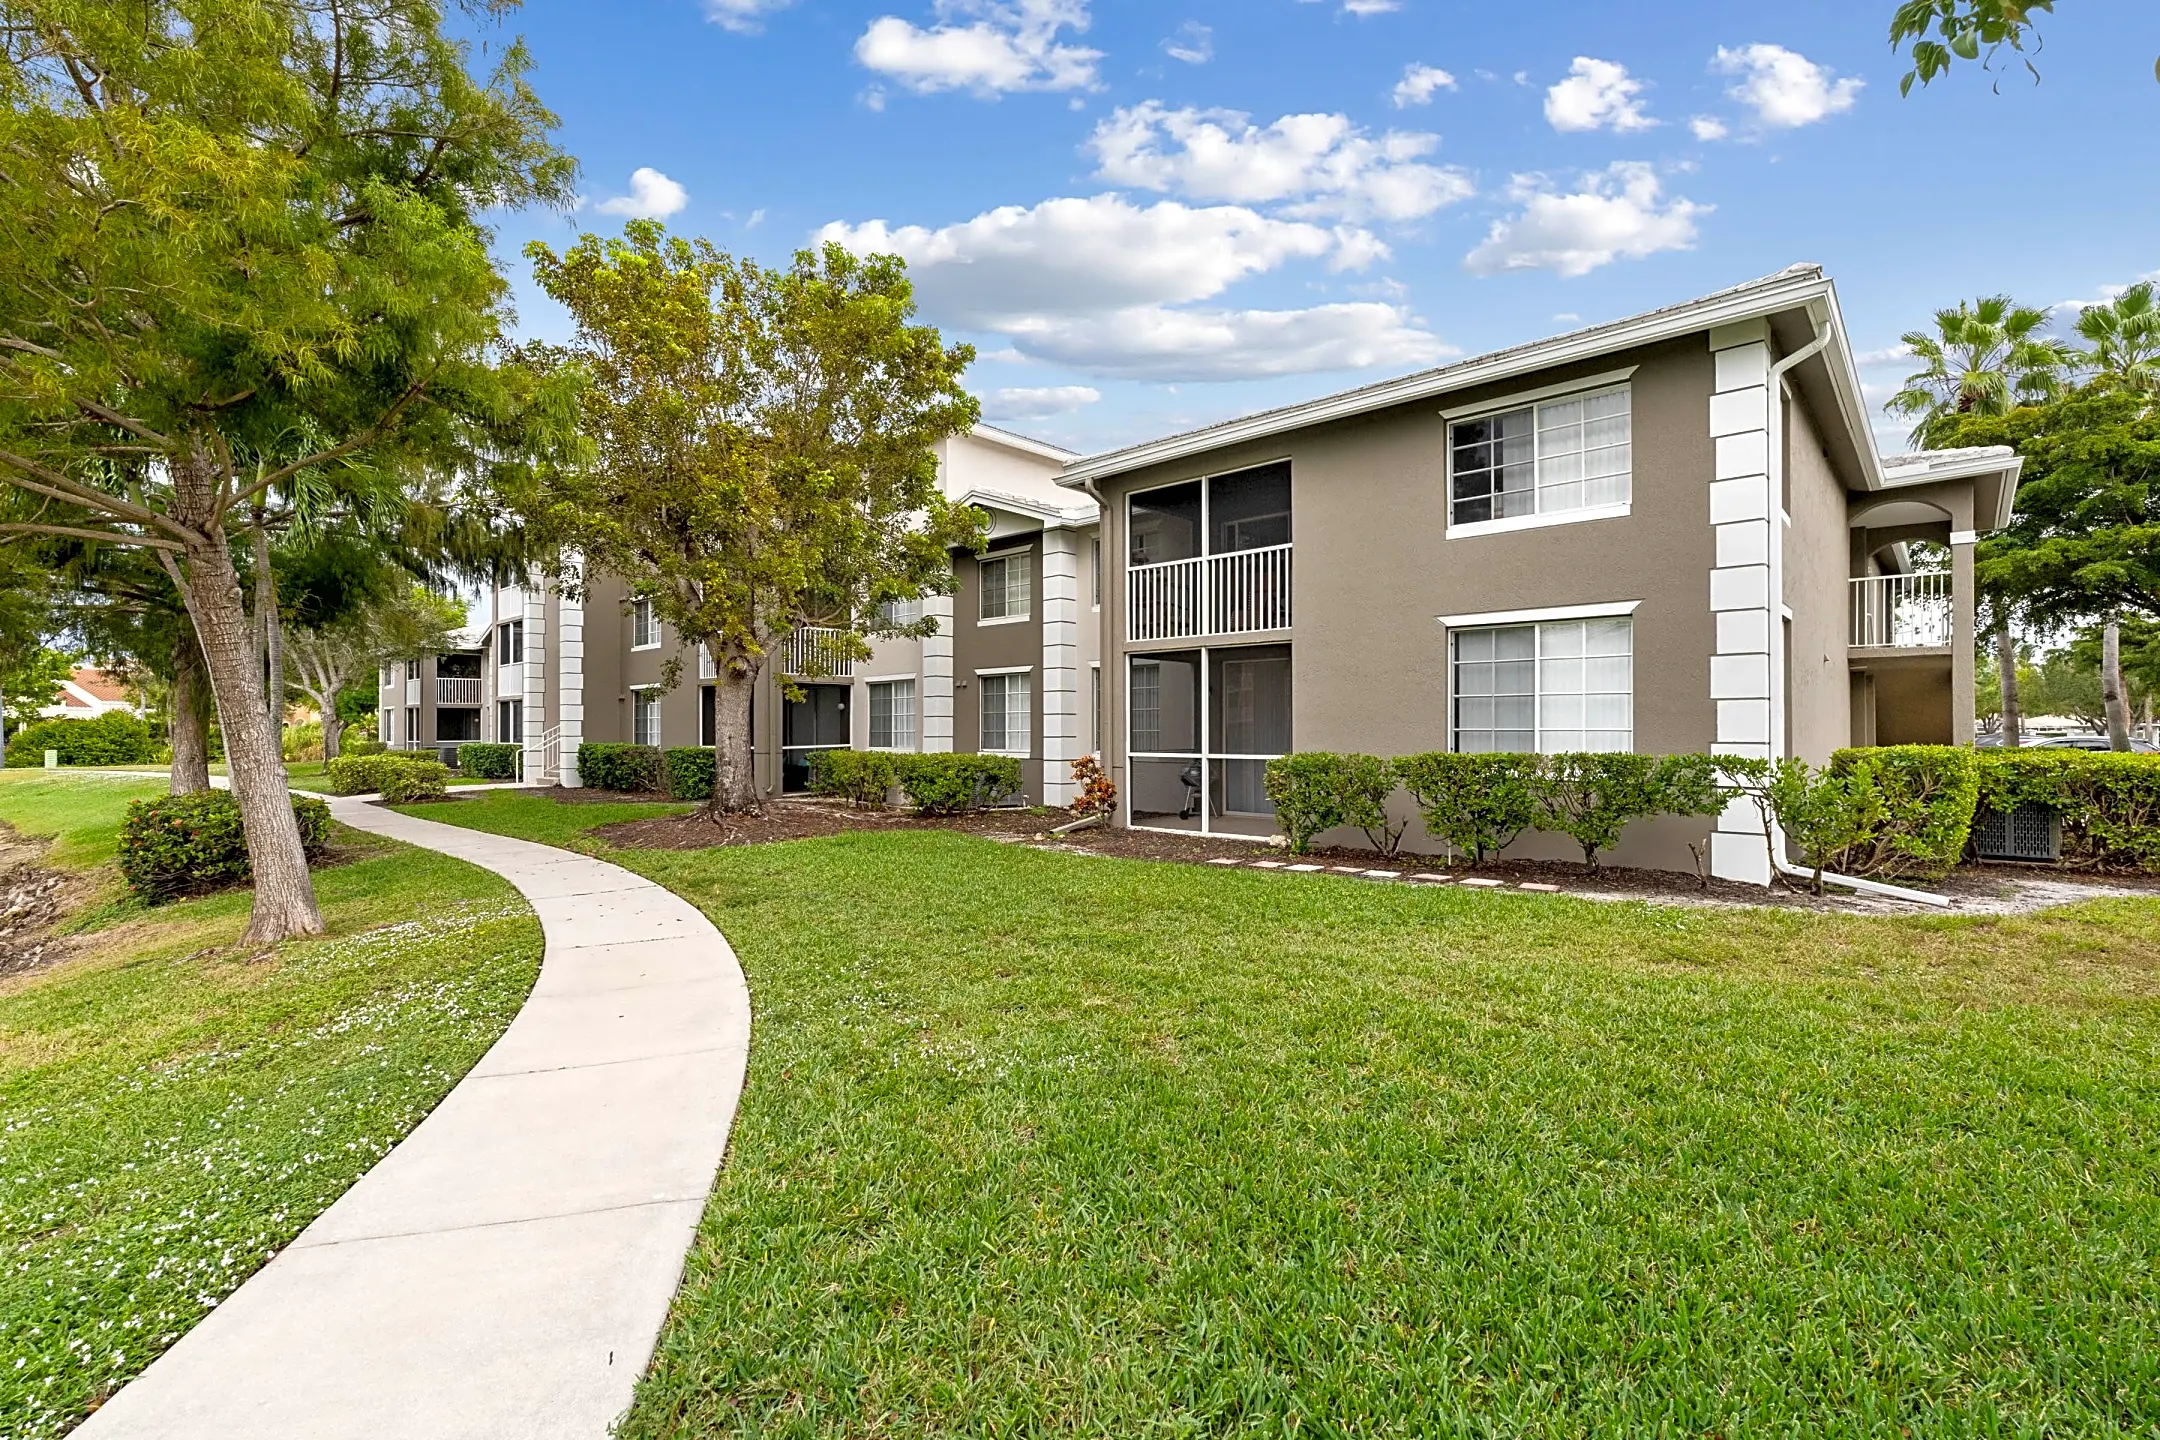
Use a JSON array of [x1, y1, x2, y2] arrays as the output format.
[[522, 586, 547, 782], [1040, 528, 1081, 806], [1707, 319, 1780, 884], [921, 593, 955, 754], [557, 561, 585, 788]]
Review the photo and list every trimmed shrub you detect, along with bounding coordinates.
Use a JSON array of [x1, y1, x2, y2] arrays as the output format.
[[281, 720, 324, 763], [664, 746, 716, 802], [1533, 752, 1668, 872], [5, 711, 157, 767], [1824, 745, 1982, 879], [809, 749, 898, 808], [577, 742, 664, 794], [117, 790, 333, 901], [341, 728, 386, 757], [458, 742, 521, 781], [1263, 753, 1404, 855], [1650, 752, 1729, 820], [895, 753, 1022, 816], [1975, 748, 2160, 871], [325, 751, 441, 796], [378, 759, 451, 803], [1396, 752, 1542, 865]]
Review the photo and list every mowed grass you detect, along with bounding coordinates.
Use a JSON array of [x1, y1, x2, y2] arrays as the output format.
[[413, 790, 2160, 1437], [0, 773, 543, 1439]]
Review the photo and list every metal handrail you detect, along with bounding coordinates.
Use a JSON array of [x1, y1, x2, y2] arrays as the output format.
[[1850, 571, 1951, 648]]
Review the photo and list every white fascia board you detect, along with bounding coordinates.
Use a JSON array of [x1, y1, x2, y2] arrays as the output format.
[[974, 664, 1034, 676], [957, 486, 1100, 529], [1437, 599, 1641, 628], [1059, 267, 1841, 489], [971, 424, 1081, 463], [1437, 367, 1636, 422]]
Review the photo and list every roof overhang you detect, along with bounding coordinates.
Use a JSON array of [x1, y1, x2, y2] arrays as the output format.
[[1878, 448, 2023, 530], [969, 423, 1079, 463], [955, 485, 1099, 530], [1060, 263, 1890, 491]]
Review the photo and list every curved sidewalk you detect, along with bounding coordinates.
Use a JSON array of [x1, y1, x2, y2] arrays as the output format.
[[80, 794, 751, 1440]]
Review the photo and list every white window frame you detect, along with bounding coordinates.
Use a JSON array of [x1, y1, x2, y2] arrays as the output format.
[[1444, 376, 1634, 539], [1445, 613, 1635, 755], [497, 698, 523, 745], [1090, 661, 1102, 755], [630, 597, 660, 650], [631, 686, 663, 747], [380, 708, 394, 743], [879, 597, 924, 628], [867, 677, 918, 751], [978, 550, 1032, 625], [976, 666, 1032, 756], [497, 619, 524, 666]]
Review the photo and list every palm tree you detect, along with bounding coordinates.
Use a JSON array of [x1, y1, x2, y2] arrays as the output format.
[[2075, 281, 2160, 398], [1886, 295, 2078, 446]]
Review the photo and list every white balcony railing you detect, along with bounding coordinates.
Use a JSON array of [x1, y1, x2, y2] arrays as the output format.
[[783, 627, 854, 678], [1851, 571, 1952, 649], [436, 676, 482, 706], [1128, 544, 1292, 643]]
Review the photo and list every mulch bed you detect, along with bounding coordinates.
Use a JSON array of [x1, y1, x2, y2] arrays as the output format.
[[0, 828, 82, 980]]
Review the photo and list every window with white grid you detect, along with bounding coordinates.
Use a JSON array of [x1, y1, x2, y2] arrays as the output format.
[[869, 679, 916, 750], [632, 687, 662, 746], [979, 552, 1031, 622], [879, 597, 924, 627], [1452, 618, 1632, 753], [979, 671, 1031, 754], [1448, 386, 1631, 527], [631, 597, 658, 649]]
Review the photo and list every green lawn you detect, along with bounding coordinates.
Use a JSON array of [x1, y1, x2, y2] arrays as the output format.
[[0, 773, 543, 1439], [53, 759, 501, 794], [415, 789, 2160, 1437]]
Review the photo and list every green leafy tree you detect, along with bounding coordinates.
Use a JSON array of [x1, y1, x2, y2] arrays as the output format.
[[2024, 645, 2106, 730], [285, 583, 464, 767], [2075, 282, 2160, 400], [1887, 297, 2077, 446], [518, 222, 985, 812], [0, 0, 573, 942], [1891, 1, 2157, 92], [0, 645, 77, 730]]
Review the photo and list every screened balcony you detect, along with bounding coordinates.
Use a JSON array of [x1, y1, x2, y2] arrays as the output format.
[[1127, 461, 1291, 642], [1127, 643, 1291, 838]]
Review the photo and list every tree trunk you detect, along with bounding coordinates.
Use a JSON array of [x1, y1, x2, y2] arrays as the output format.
[[177, 530, 323, 943], [170, 630, 212, 795], [322, 693, 342, 766], [1995, 625, 2022, 749], [253, 521, 284, 765], [707, 651, 760, 813], [2102, 617, 2132, 751]]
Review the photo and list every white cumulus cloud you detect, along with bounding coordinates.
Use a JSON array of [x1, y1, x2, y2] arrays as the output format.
[[1544, 56, 1657, 133], [855, 0, 1100, 95], [1712, 44, 1862, 128], [820, 193, 1442, 380], [986, 385, 1102, 419], [1162, 20, 1212, 65], [1688, 115, 1728, 141], [1463, 163, 1708, 278], [1087, 102, 1475, 223], [1392, 63, 1458, 107], [703, 0, 794, 33], [595, 167, 689, 220]]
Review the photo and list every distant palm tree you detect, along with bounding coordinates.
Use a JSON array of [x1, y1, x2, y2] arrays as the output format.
[[1887, 295, 2077, 446], [2074, 281, 2160, 398]]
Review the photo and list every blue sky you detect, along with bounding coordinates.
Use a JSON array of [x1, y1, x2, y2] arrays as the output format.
[[483, 0, 2160, 456]]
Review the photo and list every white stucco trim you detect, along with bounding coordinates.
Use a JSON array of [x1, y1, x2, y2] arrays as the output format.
[[920, 593, 955, 754], [1436, 599, 1640, 629], [1948, 529, 1978, 546], [1039, 528, 1081, 806], [1446, 502, 1631, 541], [974, 665, 1035, 676]]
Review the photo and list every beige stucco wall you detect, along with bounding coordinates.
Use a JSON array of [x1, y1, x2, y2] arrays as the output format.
[[1783, 388, 1853, 765], [1093, 335, 1725, 870], [953, 534, 1047, 799]]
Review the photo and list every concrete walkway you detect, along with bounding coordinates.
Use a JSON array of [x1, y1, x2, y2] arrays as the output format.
[[80, 793, 751, 1440]]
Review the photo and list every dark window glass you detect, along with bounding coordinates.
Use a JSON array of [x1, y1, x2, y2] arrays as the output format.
[[1450, 407, 1535, 525], [1129, 482, 1201, 567], [1127, 650, 1199, 754], [1208, 644, 1292, 756], [1208, 462, 1292, 553]]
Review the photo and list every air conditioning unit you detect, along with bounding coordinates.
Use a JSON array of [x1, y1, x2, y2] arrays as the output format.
[[1975, 805, 2061, 863]]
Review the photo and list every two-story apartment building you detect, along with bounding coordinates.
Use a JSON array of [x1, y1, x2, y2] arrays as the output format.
[[1055, 264, 2019, 884], [421, 425, 1105, 805]]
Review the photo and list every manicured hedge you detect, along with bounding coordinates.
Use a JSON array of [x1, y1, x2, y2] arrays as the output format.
[[5, 711, 158, 767], [1392, 752, 1544, 865], [895, 753, 1022, 816], [117, 791, 333, 901], [458, 742, 521, 780], [1263, 752, 1405, 855], [325, 751, 448, 796], [1975, 748, 2160, 871], [1819, 745, 1982, 879], [664, 746, 716, 802], [809, 749, 899, 807], [378, 759, 451, 803], [577, 742, 664, 794]]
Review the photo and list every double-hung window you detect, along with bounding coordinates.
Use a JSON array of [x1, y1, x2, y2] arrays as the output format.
[[979, 551, 1031, 623], [1448, 386, 1630, 528], [868, 679, 916, 750], [632, 687, 662, 746], [631, 598, 659, 649], [497, 619, 524, 665], [1451, 617, 1632, 753], [878, 597, 924, 627], [979, 671, 1030, 754]]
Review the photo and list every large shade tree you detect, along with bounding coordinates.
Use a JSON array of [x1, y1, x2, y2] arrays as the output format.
[[518, 222, 985, 812], [0, 0, 572, 941], [286, 579, 464, 766]]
